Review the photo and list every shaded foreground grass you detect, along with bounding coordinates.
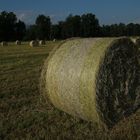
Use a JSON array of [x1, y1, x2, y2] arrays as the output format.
[[0, 41, 139, 140]]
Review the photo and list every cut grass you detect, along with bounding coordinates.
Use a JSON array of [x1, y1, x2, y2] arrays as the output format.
[[0, 41, 139, 140]]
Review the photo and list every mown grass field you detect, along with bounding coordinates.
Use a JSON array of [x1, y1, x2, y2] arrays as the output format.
[[0, 41, 139, 140]]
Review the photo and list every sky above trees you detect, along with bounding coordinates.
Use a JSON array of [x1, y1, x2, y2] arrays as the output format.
[[0, 0, 140, 24]]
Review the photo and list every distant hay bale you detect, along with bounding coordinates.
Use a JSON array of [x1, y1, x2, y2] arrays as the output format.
[[29, 40, 39, 47], [39, 40, 46, 45], [131, 38, 136, 43], [15, 40, 21, 45], [1, 41, 8, 46], [40, 38, 139, 128]]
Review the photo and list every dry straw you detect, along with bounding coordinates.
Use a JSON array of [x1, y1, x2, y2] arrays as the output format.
[[29, 40, 39, 47], [1, 41, 8, 46], [40, 38, 139, 128]]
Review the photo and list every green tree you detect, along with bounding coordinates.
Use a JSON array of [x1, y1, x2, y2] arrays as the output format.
[[51, 24, 61, 39], [126, 23, 135, 36], [81, 13, 100, 37], [117, 23, 126, 36], [15, 20, 26, 40], [134, 24, 140, 36], [0, 11, 17, 41], [36, 15, 51, 40], [63, 14, 81, 38], [25, 25, 38, 40]]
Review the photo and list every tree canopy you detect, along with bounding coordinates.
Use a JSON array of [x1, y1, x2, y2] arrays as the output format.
[[0, 11, 140, 41]]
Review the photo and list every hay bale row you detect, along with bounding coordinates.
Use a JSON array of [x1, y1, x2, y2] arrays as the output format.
[[0, 40, 49, 47], [0, 41, 21, 46], [29, 40, 46, 47], [40, 38, 139, 128]]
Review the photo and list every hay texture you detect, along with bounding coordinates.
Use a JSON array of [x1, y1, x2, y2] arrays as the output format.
[[15, 40, 21, 45], [39, 40, 46, 45], [41, 38, 139, 128], [29, 40, 39, 47], [1, 41, 8, 46]]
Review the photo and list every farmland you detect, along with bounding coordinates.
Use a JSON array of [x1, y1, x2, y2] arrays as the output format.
[[0, 41, 140, 140]]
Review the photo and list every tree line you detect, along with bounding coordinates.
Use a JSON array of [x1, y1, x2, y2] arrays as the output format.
[[0, 11, 140, 41]]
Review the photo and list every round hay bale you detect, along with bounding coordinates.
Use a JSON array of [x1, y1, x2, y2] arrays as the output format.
[[29, 40, 39, 47], [40, 38, 139, 128], [53, 39, 56, 42], [131, 38, 136, 43], [15, 40, 21, 45], [1, 41, 8, 46], [39, 40, 46, 45]]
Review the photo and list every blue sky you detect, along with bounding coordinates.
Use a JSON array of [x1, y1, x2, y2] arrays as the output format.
[[0, 0, 140, 25]]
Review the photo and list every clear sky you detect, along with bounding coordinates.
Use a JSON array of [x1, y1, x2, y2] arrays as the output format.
[[0, 0, 140, 25]]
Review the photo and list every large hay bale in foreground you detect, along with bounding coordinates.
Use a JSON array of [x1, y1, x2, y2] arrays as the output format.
[[41, 38, 139, 128], [29, 40, 39, 47], [15, 40, 21, 45], [1, 41, 8, 46], [39, 40, 46, 45]]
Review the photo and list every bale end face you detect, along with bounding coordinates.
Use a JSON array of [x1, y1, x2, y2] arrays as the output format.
[[96, 38, 139, 127]]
